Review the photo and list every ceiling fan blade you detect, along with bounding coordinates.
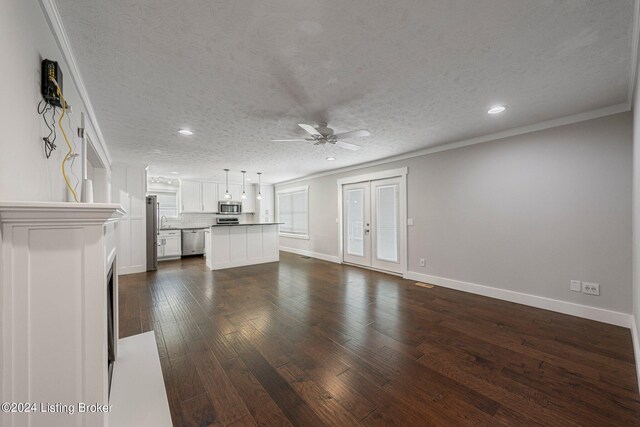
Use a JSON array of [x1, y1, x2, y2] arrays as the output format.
[[298, 123, 322, 136], [336, 140, 361, 151], [270, 139, 309, 142], [333, 129, 371, 139]]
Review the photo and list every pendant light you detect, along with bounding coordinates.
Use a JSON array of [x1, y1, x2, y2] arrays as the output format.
[[223, 169, 232, 199], [256, 172, 262, 200], [241, 171, 247, 200]]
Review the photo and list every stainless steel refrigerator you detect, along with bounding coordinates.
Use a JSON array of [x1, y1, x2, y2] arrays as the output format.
[[146, 195, 158, 271]]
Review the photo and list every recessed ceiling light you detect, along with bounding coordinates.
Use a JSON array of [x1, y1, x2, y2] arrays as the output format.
[[326, 156, 336, 161], [177, 129, 193, 135], [170, 171, 179, 175], [487, 105, 506, 115]]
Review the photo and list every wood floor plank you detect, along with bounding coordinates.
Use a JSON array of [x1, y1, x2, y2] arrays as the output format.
[[225, 331, 328, 426], [179, 394, 218, 427], [220, 357, 294, 427], [119, 253, 640, 426]]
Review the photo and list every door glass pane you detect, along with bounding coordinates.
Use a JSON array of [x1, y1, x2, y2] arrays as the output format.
[[346, 188, 364, 256], [376, 184, 398, 262]]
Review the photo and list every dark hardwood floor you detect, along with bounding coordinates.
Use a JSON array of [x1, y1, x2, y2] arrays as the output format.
[[119, 252, 640, 426]]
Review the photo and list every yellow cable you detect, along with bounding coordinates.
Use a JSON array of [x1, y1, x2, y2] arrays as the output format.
[[51, 78, 78, 202]]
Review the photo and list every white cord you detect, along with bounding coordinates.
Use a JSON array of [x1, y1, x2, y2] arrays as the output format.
[[66, 111, 81, 193]]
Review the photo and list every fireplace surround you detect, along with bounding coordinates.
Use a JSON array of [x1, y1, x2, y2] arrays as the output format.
[[0, 201, 125, 427]]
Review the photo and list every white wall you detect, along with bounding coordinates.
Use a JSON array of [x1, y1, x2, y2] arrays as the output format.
[[111, 165, 147, 275], [0, 0, 109, 202], [632, 36, 640, 386], [278, 112, 632, 316]]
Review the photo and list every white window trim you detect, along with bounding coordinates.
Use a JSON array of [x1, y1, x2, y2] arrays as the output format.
[[276, 185, 310, 240], [149, 189, 180, 219]]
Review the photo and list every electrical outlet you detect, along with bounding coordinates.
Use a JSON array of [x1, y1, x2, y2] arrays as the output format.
[[419, 258, 426, 267], [582, 282, 600, 296], [408, 218, 414, 226], [570, 280, 581, 292]]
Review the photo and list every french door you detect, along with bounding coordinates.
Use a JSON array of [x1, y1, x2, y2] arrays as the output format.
[[342, 177, 402, 273]]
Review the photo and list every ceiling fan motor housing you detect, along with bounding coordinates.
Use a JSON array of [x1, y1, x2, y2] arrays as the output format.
[[315, 122, 334, 137]]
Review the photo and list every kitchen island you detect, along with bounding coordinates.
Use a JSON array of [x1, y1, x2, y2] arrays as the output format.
[[205, 223, 282, 270]]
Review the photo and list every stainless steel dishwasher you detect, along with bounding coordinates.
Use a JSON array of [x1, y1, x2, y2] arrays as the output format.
[[181, 229, 205, 256]]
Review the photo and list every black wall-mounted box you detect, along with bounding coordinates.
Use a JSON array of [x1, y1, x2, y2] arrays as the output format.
[[41, 59, 63, 107]]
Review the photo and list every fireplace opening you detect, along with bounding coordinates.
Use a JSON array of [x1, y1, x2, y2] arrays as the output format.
[[107, 264, 115, 397]]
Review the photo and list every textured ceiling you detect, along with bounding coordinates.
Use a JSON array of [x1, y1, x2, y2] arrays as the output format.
[[55, 0, 635, 184]]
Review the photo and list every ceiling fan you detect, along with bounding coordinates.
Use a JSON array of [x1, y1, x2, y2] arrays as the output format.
[[271, 122, 370, 151]]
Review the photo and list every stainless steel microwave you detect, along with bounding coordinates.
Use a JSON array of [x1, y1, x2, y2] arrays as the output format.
[[218, 201, 242, 214]]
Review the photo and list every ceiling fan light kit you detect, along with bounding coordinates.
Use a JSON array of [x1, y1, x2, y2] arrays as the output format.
[[272, 122, 371, 152]]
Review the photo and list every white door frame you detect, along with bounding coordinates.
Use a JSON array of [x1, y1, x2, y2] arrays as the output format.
[[337, 167, 408, 276]]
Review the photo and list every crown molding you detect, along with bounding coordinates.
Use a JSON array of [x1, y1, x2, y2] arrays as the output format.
[[38, 0, 112, 166], [276, 102, 629, 187]]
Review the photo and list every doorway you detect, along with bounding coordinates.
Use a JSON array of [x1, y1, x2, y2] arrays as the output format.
[[339, 168, 406, 275]]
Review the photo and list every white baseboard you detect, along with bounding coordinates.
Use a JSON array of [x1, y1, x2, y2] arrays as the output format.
[[631, 316, 640, 391], [404, 271, 632, 328], [210, 255, 280, 270], [118, 265, 146, 276], [279, 246, 340, 263]]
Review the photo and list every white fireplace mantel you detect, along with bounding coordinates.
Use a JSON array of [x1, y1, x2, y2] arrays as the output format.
[[0, 201, 125, 223], [0, 201, 125, 427]]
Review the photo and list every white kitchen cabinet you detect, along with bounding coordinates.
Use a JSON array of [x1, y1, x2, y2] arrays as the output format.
[[158, 230, 181, 259], [181, 180, 202, 212], [241, 184, 256, 212], [181, 181, 218, 213], [202, 182, 218, 212], [217, 183, 241, 201], [164, 236, 182, 257], [206, 225, 279, 270], [257, 185, 275, 222]]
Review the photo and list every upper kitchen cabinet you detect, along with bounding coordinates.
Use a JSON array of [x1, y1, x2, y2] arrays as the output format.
[[181, 180, 219, 213], [202, 182, 218, 212], [241, 184, 255, 213], [257, 185, 275, 222], [180, 180, 202, 212]]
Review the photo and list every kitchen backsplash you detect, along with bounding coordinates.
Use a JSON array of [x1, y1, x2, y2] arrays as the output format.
[[162, 213, 254, 228]]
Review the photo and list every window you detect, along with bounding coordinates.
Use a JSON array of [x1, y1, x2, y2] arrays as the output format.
[[150, 190, 179, 219], [276, 186, 309, 239]]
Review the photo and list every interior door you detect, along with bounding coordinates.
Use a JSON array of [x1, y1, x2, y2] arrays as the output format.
[[342, 182, 371, 267], [371, 177, 401, 273]]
